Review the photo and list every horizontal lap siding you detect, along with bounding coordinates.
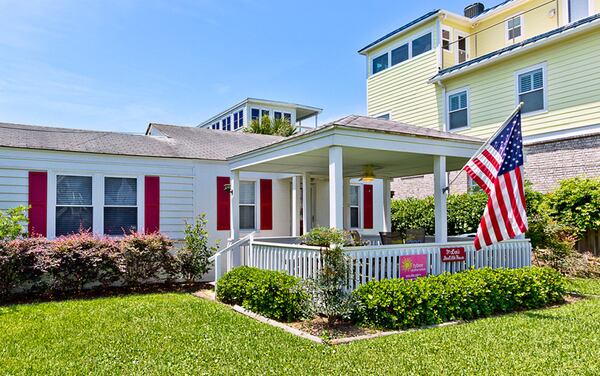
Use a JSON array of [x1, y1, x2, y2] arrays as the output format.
[[0, 148, 196, 240], [367, 51, 442, 129], [445, 29, 600, 139]]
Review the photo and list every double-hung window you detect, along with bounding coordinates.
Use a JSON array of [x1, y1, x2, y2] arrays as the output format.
[[447, 90, 469, 130], [349, 185, 360, 228], [506, 16, 522, 41], [372, 53, 388, 74], [251, 108, 260, 122], [239, 181, 256, 230], [518, 67, 545, 114], [56, 175, 93, 236], [442, 28, 451, 51], [104, 177, 138, 235]]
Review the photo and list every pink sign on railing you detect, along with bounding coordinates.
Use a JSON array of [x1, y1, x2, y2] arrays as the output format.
[[399, 254, 428, 280]]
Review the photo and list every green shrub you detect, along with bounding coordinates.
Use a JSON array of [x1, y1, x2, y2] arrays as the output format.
[[352, 267, 566, 330], [216, 266, 307, 322], [547, 177, 600, 238], [0, 205, 29, 241], [178, 214, 218, 282]]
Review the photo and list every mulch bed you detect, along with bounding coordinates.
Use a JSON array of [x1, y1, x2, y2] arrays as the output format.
[[1, 282, 212, 307]]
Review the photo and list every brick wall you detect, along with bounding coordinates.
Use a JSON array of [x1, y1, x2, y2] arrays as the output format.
[[392, 133, 600, 198]]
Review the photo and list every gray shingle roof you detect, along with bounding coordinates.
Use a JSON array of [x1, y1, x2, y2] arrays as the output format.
[[0, 122, 283, 161]]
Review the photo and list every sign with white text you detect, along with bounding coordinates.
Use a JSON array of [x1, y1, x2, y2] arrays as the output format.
[[441, 247, 466, 262]]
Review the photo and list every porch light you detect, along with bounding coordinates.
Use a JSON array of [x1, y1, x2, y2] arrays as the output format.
[[360, 164, 376, 182]]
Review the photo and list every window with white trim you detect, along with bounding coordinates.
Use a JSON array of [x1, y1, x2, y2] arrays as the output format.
[[239, 181, 256, 230], [261, 109, 270, 118], [233, 110, 243, 130], [251, 108, 260, 121], [372, 53, 388, 74], [412, 32, 432, 57], [442, 28, 451, 51], [506, 16, 522, 40], [448, 90, 468, 130], [56, 175, 93, 236], [283, 112, 291, 123], [349, 185, 360, 228], [222, 116, 231, 131], [211, 122, 219, 130], [568, 0, 590, 22], [104, 177, 137, 235], [391, 44, 409, 65], [369, 31, 433, 75], [518, 67, 545, 114]]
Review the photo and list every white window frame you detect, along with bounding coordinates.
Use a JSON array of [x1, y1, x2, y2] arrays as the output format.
[[349, 184, 361, 229], [47, 171, 144, 239], [505, 14, 524, 42], [239, 180, 258, 231], [515, 63, 548, 116], [368, 28, 434, 76], [441, 26, 452, 51], [103, 176, 140, 236], [446, 87, 470, 132], [54, 174, 94, 237], [454, 30, 469, 64]]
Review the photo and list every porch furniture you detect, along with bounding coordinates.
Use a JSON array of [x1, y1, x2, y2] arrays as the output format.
[[405, 228, 426, 244], [350, 230, 370, 246], [379, 231, 404, 245]]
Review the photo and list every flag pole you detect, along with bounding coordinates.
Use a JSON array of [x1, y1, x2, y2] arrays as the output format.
[[442, 102, 524, 194]]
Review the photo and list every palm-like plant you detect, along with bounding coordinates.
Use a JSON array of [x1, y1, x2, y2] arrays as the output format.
[[244, 115, 297, 137]]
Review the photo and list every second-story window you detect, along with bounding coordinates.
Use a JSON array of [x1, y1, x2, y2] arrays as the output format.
[[506, 16, 522, 41], [261, 109, 270, 118], [211, 122, 219, 130], [569, 0, 590, 22], [391, 44, 409, 65], [251, 108, 260, 122], [233, 110, 243, 130], [222, 116, 231, 131], [442, 29, 451, 51], [372, 53, 388, 74], [283, 113, 291, 123], [448, 90, 468, 130], [412, 32, 432, 57], [518, 67, 546, 114]]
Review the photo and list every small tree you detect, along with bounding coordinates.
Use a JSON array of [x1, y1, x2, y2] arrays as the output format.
[[0, 205, 29, 241], [178, 214, 219, 282]]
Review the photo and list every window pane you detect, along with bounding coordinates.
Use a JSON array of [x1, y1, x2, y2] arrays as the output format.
[[350, 186, 359, 206], [56, 206, 93, 236], [283, 113, 291, 122], [105, 177, 137, 206], [449, 91, 467, 111], [251, 108, 260, 120], [239, 182, 255, 205], [569, 0, 588, 22], [449, 109, 468, 129], [239, 206, 255, 229], [520, 90, 544, 113], [412, 33, 432, 57], [350, 207, 359, 228], [104, 207, 137, 235], [376, 113, 390, 120], [372, 53, 388, 74], [532, 69, 543, 90], [274, 111, 282, 120], [56, 175, 92, 205], [239, 110, 244, 127], [460, 92, 467, 108], [391, 44, 408, 65], [261, 110, 270, 118]]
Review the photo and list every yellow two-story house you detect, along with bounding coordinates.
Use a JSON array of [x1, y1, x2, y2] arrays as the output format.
[[359, 0, 600, 196]]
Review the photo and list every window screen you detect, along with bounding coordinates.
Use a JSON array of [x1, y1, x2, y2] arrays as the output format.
[[56, 175, 93, 236]]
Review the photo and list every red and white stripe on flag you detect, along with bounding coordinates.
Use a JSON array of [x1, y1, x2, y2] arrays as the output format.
[[464, 134, 528, 250]]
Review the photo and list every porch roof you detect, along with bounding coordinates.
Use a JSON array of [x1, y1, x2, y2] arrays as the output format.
[[228, 115, 484, 178]]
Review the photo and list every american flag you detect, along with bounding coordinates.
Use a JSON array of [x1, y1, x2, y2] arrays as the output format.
[[464, 109, 528, 250]]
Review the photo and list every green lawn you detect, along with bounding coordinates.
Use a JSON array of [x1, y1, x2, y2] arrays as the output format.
[[1, 279, 600, 375]]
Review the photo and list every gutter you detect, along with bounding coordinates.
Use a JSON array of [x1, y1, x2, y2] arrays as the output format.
[[429, 17, 600, 84]]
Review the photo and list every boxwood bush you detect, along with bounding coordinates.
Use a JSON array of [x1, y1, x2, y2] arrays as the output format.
[[216, 266, 307, 322], [352, 267, 566, 330]]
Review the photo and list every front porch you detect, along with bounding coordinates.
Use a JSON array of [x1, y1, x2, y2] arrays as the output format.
[[215, 116, 533, 286]]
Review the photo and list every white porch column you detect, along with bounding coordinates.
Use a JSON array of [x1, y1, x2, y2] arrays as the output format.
[[291, 176, 300, 237], [230, 170, 240, 241], [382, 178, 392, 232], [302, 173, 311, 234], [433, 156, 448, 243], [329, 146, 344, 229]]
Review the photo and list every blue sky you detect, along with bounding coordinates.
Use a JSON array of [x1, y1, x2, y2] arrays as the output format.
[[0, 0, 470, 132]]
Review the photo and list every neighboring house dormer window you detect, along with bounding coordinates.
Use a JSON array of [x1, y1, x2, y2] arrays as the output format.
[[233, 110, 243, 130], [517, 65, 546, 114], [506, 15, 523, 41], [211, 122, 219, 130], [251, 108, 260, 121], [447, 89, 469, 130], [222, 116, 231, 131]]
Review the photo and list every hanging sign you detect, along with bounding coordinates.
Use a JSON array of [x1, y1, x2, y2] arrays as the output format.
[[399, 254, 428, 280], [441, 247, 466, 262]]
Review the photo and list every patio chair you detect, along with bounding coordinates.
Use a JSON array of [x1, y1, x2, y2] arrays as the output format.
[[379, 231, 404, 245], [405, 228, 426, 244]]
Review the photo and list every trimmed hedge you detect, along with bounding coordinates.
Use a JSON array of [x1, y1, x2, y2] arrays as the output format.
[[216, 266, 307, 322], [352, 267, 566, 330]]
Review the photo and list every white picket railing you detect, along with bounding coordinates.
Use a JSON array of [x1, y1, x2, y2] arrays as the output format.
[[240, 239, 532, 291]]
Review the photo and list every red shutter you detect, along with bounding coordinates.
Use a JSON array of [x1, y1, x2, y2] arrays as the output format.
[[28, 171, 47, 237], [144, 176, 160, 233], [363, 184, 373, 229], [260, 179, 273, 230], [217, 176, 230, 231]]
